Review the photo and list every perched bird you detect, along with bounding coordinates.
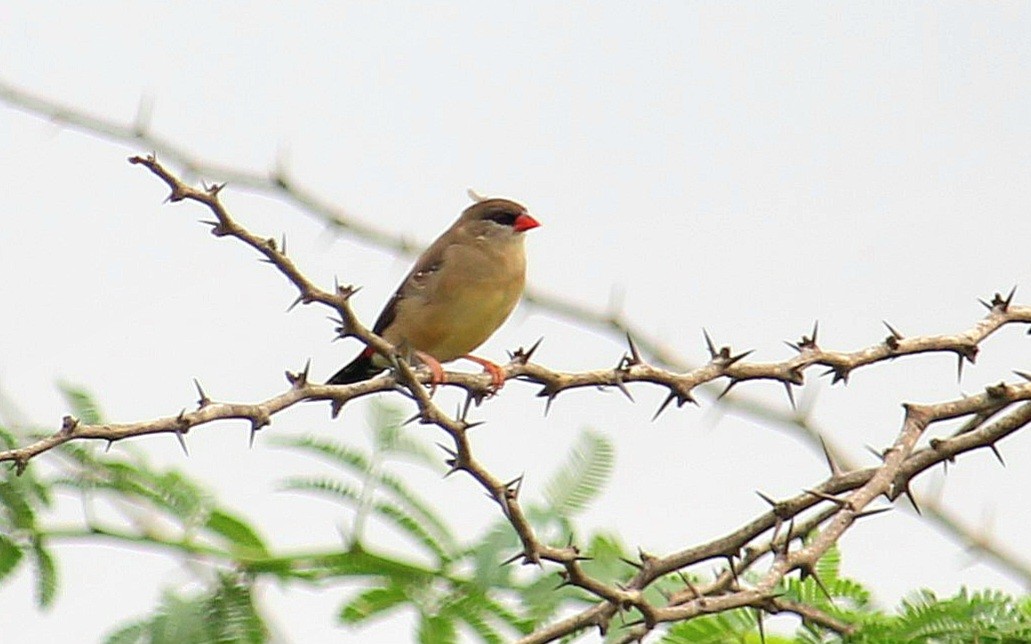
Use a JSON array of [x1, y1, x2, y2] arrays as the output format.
[[328, 197, 540, 388]]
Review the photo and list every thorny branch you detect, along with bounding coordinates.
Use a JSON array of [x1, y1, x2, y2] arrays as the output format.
[[0, 155, 1027, 640], [3, 79, 1028, 585]]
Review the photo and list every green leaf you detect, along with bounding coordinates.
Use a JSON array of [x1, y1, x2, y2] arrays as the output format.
[[103, 621, 149, 644], [58, 382, 105, 425], [205, 509, 269, 557], [339, 584, 410, 624], [31, 537, 57, 609], [418, 611, 457, 644], [0, 483, 36, 531], [374, 470, 456, 554], [0, 533, 24, 582], [271, 435, 372, 474], [542, 429, 614, 516], [205, 574, 266, 643]]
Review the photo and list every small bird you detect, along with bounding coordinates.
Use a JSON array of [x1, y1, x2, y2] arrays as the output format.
[[328, 197, 540, 388]]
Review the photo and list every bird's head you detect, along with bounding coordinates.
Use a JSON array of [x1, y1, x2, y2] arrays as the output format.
[[462, 198, 541, 239]]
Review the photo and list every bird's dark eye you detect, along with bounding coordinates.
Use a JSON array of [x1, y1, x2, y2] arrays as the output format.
[[484, 208, 519, 227]]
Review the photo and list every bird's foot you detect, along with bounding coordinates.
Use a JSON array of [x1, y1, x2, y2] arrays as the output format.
[[463, 355, 506, 391], [413, 350, 446, 395]]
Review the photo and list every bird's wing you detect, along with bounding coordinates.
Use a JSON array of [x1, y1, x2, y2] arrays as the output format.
[[370, 230, 454, 335]]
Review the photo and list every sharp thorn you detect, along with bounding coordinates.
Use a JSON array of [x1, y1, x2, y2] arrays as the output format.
[[818, 435, 841, 476], [988, 443, 1006, 467], [626, 333, 642, 365], [883, 320, 903, 339], [783, 382, 796, 410], [702, 328, 717, 359], [614, 376, 635, 403], [853, 506, 892, 520], [193, 378, 211, 408], [725, 349, 754, 366], [652, 392, 678, 421], [903, 485, 922, 515], [174, 430, 189, 456], [717, 379, 739, 401], [1004, 285, 1018, 310]]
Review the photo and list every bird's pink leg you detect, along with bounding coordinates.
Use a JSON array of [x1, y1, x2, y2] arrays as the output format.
[[413, 350, 446, 392], [463, 355, 506, 390]]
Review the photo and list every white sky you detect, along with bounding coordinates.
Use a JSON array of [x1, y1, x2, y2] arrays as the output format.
[[1, 3, 1030, 642]]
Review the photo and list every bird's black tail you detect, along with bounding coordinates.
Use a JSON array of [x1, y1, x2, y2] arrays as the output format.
[[327, 348, 383, 385]]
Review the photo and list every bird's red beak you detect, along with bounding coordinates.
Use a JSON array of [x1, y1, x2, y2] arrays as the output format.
[[513, 213, 541, 232]]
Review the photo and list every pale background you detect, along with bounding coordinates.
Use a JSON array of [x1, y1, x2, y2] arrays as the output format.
[[1, 3, 1030, 642]]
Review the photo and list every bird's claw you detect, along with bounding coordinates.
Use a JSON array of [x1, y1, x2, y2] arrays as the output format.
[[464, 355, 506, 392]]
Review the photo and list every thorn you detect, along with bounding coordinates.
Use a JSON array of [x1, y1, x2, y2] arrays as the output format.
[[703, 328, 718, 359], [818, 436, 841, 476], [823, 365, 851, 385], [652, 390, 694, 421], [798, 564, 833, 602], [500, 551, 523, 567], [509, 337, 543, 364], [402, 412, 422, 427], [755, 608, 766, 644], [864, 444, 886, 461], [613, 374, 635, 403], [755, 490, 777, 507], [537, 383, 560, 416], [104, 440, 114, 453], [173, 429, 189, 457], [978, 297, 993, 311], [337, 284, 361, 300], [883, 320, 903, 340], [461, 391, 475, 421], [1014, 370, 1031, 382], [804, 488, 852, 509], [625, 333, 642, 365], [988, 442, 1006, 467], [783, 382, 796, 410], [435, 442, 457, 459], [330, 399, 345, 419], [853, 506, 892, 520], [957, 353, 965, 382], [249, 415, 270, 448], [1003, 285, 1018, 311], [902, 484, 922, 515], [504, 474, 524, 499], [553, 572, 573, 591], [717, 379, 739, 401], [619, 556, 643, 570], [724, 349, 754, 367], [286, 294, 307, 313], [724, 553, 740, 587], [286, 359, 311, 387], [193, 378, 211, 408]]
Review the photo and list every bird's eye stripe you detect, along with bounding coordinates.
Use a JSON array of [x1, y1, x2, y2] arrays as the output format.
[[485, 210, 519, 226]]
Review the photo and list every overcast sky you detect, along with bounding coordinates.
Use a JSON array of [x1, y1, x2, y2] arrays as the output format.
[[2, 3, 1030, 642]]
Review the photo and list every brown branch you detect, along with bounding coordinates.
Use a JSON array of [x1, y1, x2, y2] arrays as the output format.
[[3, 78, 1028, 586], [123, 160, 1031, 644], [0, 150, 1027, 642]]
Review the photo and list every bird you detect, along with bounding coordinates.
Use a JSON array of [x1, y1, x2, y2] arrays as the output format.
[[327, 196, 540, 389]]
